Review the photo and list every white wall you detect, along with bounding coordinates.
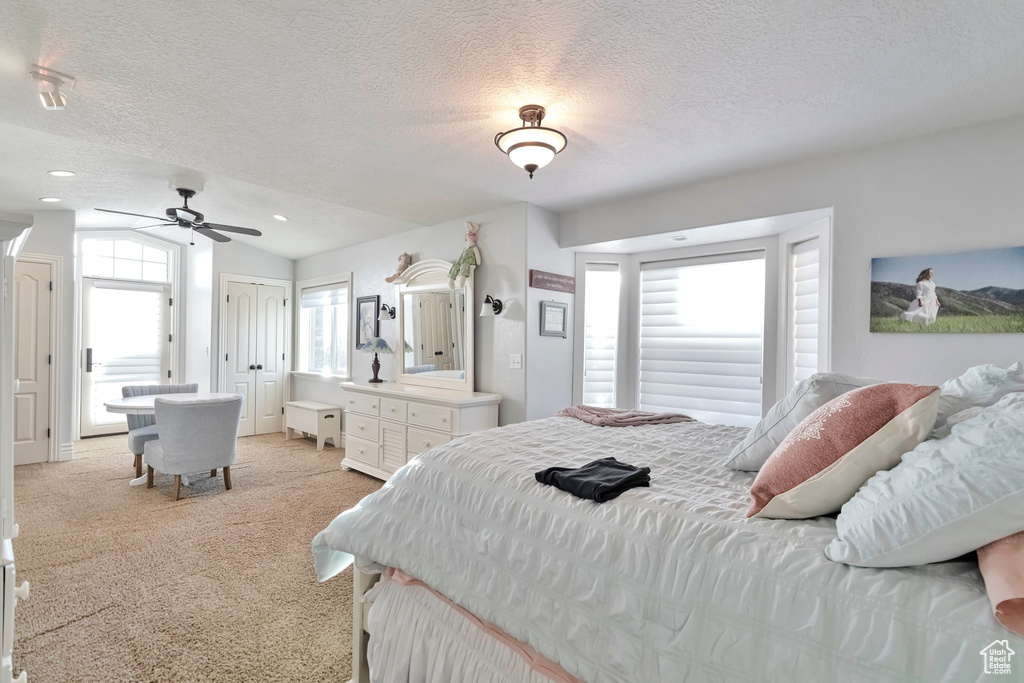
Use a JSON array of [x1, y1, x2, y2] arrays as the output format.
[[525, 206, 575, 420], [560, 114, 1024, 385], [293, 204, 528, 425], [22, 211, 76, 452], [183, 240, 213, 391]]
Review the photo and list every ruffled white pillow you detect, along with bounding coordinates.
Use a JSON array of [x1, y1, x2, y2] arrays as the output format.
[[826, 392, 1024, 568], [934, 362, 1024, 429]]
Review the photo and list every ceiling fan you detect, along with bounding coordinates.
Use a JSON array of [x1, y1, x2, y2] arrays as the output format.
[[94, 188, 263, 244]]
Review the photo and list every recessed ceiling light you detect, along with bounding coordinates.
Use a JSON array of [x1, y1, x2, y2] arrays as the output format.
[[273, 214, 288, 221], [38, 197, 61, 203], [48, 170, 76, 177], [671, 235, 688, 242]]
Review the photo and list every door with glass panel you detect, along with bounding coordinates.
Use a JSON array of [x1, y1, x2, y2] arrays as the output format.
[[638, 252, 766, 428], [80, 279, 171, 436]]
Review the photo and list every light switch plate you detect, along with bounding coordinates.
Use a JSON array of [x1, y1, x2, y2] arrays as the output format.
[[510, 353, 522, 370]]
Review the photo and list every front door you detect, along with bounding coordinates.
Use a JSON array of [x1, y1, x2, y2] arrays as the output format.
[[80, 278, 171, 437], [13, 260, 52, 464]]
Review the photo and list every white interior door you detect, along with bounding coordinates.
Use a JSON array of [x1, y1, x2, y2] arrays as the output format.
[[418, 293, 453, 370], [225, 281, 258, 436], [13, 261, 51, 465], [80, 279, 171, 437], [255, 284, 286, 435]]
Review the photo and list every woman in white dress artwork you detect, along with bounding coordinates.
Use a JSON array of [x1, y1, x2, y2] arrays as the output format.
[[900, 268, 941, 325]]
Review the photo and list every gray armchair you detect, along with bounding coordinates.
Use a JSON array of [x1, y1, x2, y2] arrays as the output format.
[[144, 394, 244, 500], [122, 383, 199, 477]]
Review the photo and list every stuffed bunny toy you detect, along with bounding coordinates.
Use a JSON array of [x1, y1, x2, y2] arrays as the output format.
[[384, 252, 412, 283], [448, 222, 481, 290]]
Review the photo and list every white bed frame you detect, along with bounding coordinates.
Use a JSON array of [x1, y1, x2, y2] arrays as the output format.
[[350, 563, 380, 683]]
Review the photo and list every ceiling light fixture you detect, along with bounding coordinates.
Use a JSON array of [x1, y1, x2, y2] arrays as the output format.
[[494, 105, 567, 179], [39, 197, 61, 203], [273, 214, 288, 221], [30, 64, 75, 111], [48, 170, 76, 177], [671, 235, 689, 242]]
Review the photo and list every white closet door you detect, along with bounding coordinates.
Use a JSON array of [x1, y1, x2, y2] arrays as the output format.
[[13, 261, 51, 465], [225, 281, 258, 436], [255, 284, 286, 435]]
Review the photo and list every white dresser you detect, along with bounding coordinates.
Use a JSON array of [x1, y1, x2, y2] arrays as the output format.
[[340, 382, 502, 480]]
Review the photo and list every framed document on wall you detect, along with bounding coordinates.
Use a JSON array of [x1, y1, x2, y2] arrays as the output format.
[[540, 300, 568, 338]]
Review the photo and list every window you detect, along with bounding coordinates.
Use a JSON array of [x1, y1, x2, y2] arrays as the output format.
[[298, 279, 350, 377], [81, 237, 171, 283], [788, 238, 820, 388], [638, 253, 766, 428], [582, 263, 620, 407]]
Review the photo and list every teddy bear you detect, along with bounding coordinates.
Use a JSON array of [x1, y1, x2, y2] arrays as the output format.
[[448, 222, 482, 290], [384, 252, 412, 283]]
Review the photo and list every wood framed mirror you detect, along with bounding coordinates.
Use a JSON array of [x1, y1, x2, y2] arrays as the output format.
[[393, 259, 474, 393]]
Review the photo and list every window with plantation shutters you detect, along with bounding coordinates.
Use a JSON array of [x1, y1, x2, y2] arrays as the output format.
[[789, 238, 820, 388], [582, 263, 620, 407], [638, 253, 766, 427]]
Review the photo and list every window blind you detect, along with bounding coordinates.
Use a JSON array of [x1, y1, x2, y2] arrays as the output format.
[[582, 263, 620, 407], [790, 238, 820, 387], [301, 282, 348, 308], [639, 253, 765, 427]]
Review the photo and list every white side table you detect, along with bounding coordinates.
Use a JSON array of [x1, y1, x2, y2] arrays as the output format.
[[285, 401, 342, 452]]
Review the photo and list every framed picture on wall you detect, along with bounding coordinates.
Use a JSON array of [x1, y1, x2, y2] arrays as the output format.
[[355, 295, 380, 348], [870, 246, 1024, 333], [540, 300, 568, 338]]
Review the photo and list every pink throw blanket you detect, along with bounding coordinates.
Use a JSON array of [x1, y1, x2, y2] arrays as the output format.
[[978, 530, 1024, 636], [556, 405, 693, 427]]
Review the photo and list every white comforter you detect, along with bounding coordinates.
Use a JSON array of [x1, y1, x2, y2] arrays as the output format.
[[313, 418, 1017, 682]]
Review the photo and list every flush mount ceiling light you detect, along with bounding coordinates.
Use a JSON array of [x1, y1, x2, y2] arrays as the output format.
[[494, 105, 567, 179], [30, 64, 75, 111], [48, 170, 76, 177], [671, 235, 689, 242], [273, 214, 288, 221], [39, 197, 61, 203]]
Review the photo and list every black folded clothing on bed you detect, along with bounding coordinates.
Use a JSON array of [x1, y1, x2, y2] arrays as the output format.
[[535, 457, 651, 502]]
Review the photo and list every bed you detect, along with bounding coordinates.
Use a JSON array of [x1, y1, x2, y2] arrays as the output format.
[[313, 416, 1021, 682]]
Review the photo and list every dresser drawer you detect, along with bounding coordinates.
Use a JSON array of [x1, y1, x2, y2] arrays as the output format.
[[345, 435, 380, 468], [407, 402, 452, 432], [346, 413, 379, 441], [345, 393, 380, 416], [380, 399, 408, 422], [407, 427, 452, 455]]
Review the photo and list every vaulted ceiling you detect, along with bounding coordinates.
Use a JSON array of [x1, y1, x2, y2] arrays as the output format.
[[2, 1, 1024, 258]]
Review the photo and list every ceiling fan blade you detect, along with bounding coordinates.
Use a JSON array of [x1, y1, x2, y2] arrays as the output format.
[[132, 224, 175, 230], [194, 227, 231, 243], [202, 222, 263, 236], [94, 208, 173, 222]]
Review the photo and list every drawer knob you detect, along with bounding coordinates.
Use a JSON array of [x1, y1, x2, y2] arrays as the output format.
[[14, 580, 30, 602], [358, 425, 364, 430], [441, 417, 447, 423], [358, 448, 364, 454], [422, 440, 430, 447], [348, 400, 355, 404], [410, 411, 415, 416], [324, 414, 335, 419], [389, 407, 395, 412]]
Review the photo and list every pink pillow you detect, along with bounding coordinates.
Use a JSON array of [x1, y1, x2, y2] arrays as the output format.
[[978, 531, 1024, 636], [747, 383, 939, 519]]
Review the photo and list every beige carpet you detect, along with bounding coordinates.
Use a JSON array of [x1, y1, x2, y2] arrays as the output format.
[[11, 433, 381, 682]]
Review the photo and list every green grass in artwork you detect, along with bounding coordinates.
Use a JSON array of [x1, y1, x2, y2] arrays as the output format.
[[870, 314, 1024, 333]]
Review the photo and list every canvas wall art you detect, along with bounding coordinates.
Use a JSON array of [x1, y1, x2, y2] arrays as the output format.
[[870, 246, 1024, 333]]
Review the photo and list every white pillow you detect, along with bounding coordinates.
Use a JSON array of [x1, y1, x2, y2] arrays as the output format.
[[826, 392, 1024, 568], [725, 373, 881, 472], [934, 362, 1024, 428]]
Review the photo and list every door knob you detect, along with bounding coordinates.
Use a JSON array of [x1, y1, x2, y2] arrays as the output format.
[[256, 364, 263, 370], [249, 364, 256, 370]]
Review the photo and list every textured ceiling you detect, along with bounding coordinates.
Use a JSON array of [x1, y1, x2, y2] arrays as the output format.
[[3, 0, 1024, 258]]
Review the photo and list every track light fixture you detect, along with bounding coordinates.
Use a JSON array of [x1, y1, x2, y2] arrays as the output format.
[[30, 64, 75, 111]]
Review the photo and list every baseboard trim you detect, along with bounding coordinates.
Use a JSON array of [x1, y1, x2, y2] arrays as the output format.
[[57, 442, 75, 461]]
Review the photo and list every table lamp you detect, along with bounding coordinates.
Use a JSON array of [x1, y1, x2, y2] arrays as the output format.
[[359, 337, 393, 383]]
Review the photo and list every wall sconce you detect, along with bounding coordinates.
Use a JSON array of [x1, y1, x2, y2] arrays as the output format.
[[378, 303, 396, 321], [479, 295, 503, 317]]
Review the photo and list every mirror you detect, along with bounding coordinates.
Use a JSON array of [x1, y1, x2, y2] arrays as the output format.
[[394, 259, 475, 392], [401, 289, 467, 379]]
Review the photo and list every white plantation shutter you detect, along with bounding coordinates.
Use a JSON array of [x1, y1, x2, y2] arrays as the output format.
[[639, 253, 766, 427], [582, 264, 620, 407], [790, 238, 820, 387]]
